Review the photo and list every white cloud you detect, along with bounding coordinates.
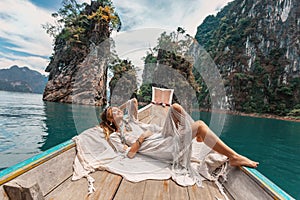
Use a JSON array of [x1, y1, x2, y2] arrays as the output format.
[[0, 0, 56, 74], [0, 0, 55, 57], [0, 0, 233, 75], [114, 0, 233, 35], [112, 28, 170, 85], [0, 52, 49, 75], [77, 0, 91, 4], [110, 0, 233, 82]]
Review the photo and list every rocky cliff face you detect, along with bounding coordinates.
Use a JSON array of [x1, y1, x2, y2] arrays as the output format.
[[43, 1, 120, 106], [195, 0, 300, 115]]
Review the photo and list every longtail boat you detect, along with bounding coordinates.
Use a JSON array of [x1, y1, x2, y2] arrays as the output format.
[[0, 102, 295, 200]]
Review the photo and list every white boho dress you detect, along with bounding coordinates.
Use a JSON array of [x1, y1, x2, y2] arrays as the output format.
[[72, 99, 228, 197], [109, 99, 201, 184]]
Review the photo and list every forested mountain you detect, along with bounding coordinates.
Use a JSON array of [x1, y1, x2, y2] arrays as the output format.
[[195, 0, 300, 116], [0, 65, 47, 94]]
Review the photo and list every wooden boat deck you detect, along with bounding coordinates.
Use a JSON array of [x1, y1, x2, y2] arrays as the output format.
[[43, 104, 232, 200], [1, 103, 295, 200], [45, 170, 232, 200]]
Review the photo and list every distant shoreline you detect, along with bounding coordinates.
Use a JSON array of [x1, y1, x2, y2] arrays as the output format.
[[198, 108, 300, 123], [139, 102, 300, 122]]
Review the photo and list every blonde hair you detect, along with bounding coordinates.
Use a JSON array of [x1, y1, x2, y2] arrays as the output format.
[[100, 107, 117, 140]]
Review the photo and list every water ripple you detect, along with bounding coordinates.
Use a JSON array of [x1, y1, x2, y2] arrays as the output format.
[[1, 91, 299, 198]]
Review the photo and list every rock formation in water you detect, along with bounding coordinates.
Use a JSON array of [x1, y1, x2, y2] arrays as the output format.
[[43, 0, 121, 106], [195, 0, 300, 115], [138, 29, 200, 111], [108, 58, 138, 106]]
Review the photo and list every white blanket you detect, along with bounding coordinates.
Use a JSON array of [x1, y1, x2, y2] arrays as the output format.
[[72, 126, 229, 196]]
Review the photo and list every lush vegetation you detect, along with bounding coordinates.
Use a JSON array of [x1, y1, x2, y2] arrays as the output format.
[[137, 28, 199, 107], [43, 0, 299, 119], [43, 0, 121, 43], [108, 58, 138, 105], [43, 0, 121, 79], [195, 0, 300, 117]]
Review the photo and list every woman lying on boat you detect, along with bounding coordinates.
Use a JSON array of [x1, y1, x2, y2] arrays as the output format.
[[100, 98, 259, 168]]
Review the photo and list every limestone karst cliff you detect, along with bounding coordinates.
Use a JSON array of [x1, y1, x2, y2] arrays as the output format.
[[43, 0, 120, 106], [195, 0, 300, 115]]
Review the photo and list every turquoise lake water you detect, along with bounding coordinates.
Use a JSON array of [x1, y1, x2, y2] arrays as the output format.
[[0, 90, 299, 199]]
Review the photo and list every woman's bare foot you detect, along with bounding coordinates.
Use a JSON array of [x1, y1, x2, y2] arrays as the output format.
[[229, 154, 259, 168]]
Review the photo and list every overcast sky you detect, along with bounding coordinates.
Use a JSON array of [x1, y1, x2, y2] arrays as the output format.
[[0, 0, 232, 75]]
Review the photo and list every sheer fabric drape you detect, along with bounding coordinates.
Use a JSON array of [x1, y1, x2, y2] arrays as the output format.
[[72, 99, 228, 197]]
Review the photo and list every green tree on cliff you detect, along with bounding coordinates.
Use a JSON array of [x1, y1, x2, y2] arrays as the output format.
[[43, 0, 121, 79], [42, 0, 122, 106], [109, 58, 138, 105], [43, 0, 121, 42], [138, 28, 199, 106]]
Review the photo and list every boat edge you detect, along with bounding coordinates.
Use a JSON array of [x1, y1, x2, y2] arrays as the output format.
[[0, 140, 75, 185], [0, 104, 153, 186], [240, 166, 295, 200], [0, 103, 295, 200]]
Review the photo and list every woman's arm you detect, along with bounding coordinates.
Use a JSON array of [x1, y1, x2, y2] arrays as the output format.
[[127, 136, 145, 158], [110, 130, 153, 158], [119, 98, 138, 120], [127, 130, 153, 158], [110, 133, 130, 153], [118, 98, 138, 110], [118, 101, 128, 111]]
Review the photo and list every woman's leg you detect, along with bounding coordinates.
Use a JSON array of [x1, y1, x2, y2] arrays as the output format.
[[170, 103, 184, 128], [192, 120, 259, 168]]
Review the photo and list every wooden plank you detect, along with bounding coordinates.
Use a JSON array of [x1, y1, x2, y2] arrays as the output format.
[[223, 167, 273, 200], [11, 147, 75, 197], [0, 185, 10, 200], [45, 174, 88, 200], [223, 187, 235, 200], [188, 181, 215, 200], [169, 180, 188, 200], [143, 180, 170, 200], [0, 141, 75, 186], [138, 105, 152, 121], [242, 167, 295, 200], [140, 105, 170, 126], [113, 179, 146, 200], [45, 171, 105, 200], [3, 180, 44, 200], [205, 181, 227, 200], [45, 171, 122, 200], [91, 172, 122, 200], [139, 116, 153, 124]]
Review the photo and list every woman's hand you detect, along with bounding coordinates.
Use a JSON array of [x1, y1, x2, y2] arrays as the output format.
[[118, 101, 129, 110], [119, 98, 138, 110], [127, 130, 152, 159]]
